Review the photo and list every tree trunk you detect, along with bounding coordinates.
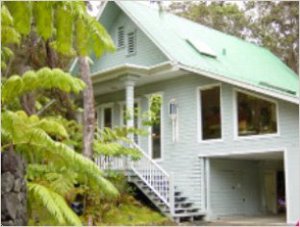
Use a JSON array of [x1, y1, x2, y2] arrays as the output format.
[[78, 56, 95, 159], [1, 144, 27, 226], [45, 40, 76, 120]]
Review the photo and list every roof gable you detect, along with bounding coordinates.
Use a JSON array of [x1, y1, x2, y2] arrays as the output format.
[[115, 1, 299, 100], [89, 2, 168, 74]]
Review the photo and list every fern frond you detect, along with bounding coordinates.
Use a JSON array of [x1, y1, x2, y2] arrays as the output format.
[[1, 67, 85, 104], [2, 111, 119, 197], [5, 1, 32, 35], [27, 164, 77, 196], [32, 2, 54, 40], [28, 182, 82, 226]]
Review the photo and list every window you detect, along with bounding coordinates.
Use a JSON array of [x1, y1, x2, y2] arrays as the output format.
[[237, 92, 277, 136], [200, 86, 221, 140], [103, 107, 113, 128], [117, 26, 125, 48], [149, 94, 162, 160], [127, 31, 136, 55]]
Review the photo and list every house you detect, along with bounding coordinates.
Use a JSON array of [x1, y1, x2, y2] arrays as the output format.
[[70, 1, 299, 224]]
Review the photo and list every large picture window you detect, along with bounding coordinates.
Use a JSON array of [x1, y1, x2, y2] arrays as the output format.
[[237, 92, 277, 136], [200, 86, 221, 140]]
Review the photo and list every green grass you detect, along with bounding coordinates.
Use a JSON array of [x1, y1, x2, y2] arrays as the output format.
[[83, 194, 174, 226], [102, 203, 171, 226]]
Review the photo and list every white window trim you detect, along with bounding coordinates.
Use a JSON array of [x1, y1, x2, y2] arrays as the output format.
[[96, 102, 114, 129], [118, 98, 142, 145], [146, 92, 164, 162], [233, 88, 280, 140], [126, 30, 137, 56], [197, 83, 223, 143]]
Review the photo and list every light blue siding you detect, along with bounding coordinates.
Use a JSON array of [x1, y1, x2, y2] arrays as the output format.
[[90, 9, 168, 74], [94, 74, 299, 222]]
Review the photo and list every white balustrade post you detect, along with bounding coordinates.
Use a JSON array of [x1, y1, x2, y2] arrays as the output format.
[[169, 173, 175, 216], [125, 80, 135, 140]]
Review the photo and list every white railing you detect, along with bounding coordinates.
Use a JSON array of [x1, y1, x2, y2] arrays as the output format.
[[95, 143, 175, 215], [94, 155, 128, 170]]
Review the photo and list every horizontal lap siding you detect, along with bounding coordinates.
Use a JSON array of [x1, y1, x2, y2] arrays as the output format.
[[91, 12, 168, 74], [95, 74, 299, 219]]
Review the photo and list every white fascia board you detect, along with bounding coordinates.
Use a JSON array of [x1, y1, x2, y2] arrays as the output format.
[[91, 61, 175, 84], [179, 64, 299, 105]]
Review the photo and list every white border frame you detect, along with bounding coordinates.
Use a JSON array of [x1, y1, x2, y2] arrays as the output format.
[[145, 92, 164, 162], [233, 88, 280, 140], [197, 83, 223, 143]]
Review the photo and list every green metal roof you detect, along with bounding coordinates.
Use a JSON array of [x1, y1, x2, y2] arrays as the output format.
[[117, 1, 299, 98]]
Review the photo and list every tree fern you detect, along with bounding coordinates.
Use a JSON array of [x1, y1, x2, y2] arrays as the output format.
[[2, 110, 119, 197], [28, 182, 82, 226], [2, 1, 115, 58], [1, 67, 85, 104], [27, 164, 77, 197]]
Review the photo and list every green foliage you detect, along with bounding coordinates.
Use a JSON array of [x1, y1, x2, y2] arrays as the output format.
[[27, 164, 77, 196], [2, 1, 115, 59], [28, 182, 82, 226], [6, 1, 32, 35], [2, 110, 119, 225], [142, 94, 162, 126], [33, 2, 54, 40], [93, 127, 142, 160], [1, 4, 21, 45], [1, 67, 85, 104], [1, 47, 14, 70]]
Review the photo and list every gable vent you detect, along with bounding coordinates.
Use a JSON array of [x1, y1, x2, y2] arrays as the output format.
[[117, 26, 125, 48], [127, 31, 136, 55], [186, 38, 217, 58]]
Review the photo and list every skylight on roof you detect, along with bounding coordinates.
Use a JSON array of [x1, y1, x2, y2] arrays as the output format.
[[186, 38, 217, 58]]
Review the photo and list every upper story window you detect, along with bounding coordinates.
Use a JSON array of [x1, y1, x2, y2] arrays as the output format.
[[127, 31, 136, 55], [237, 92, 277, 137], [117, 26, 125, 48], [200, 86, 222, 140]]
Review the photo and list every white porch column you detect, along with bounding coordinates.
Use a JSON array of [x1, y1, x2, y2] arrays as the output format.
[[125, 80, 135, 135], [120, 74, 139, 141]]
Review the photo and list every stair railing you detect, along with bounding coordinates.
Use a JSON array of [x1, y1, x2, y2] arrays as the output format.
[[95, 142, 175, 215], [130, 143, 174, 215]]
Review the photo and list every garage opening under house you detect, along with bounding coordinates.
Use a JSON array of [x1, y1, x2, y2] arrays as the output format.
[[71, 1, 300, 224]]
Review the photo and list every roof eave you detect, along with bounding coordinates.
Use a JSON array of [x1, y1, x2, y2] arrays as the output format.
[[179, 64, 299, 105], [91, 61, 176, 84]]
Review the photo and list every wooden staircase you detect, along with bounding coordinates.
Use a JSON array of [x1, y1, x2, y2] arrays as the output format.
[[95, 143, 205, 222]]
